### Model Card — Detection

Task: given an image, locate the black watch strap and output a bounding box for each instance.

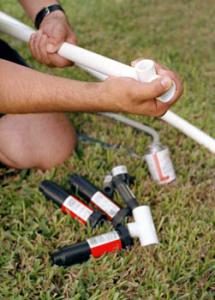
[34,4,65,29]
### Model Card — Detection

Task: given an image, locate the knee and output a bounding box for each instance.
[0,113,77,171]
[36,118,77,171]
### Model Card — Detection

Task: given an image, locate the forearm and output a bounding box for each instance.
[19,0,60,21]
[0,60,108,114]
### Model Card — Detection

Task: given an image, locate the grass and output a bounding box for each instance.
[0,0,215,299]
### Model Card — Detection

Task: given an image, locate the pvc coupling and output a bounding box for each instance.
[135,59,176,103]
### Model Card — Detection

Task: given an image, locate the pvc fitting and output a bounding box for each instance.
[103,174,114,198]
[135,59,176,103]
[112,165,128,177]
[127,206,159,246]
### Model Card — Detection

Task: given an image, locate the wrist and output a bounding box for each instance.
[34,4,65,29]
[73,81,112,112]
[97,81,117,112]
[40,9,66,26]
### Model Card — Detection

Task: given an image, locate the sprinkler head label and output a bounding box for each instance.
[145,146,176,184]
[87,231,122,257]
[91,191,120,219]
[61,195,93,224]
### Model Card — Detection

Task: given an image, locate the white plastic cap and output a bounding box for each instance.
[127,206,159,246]
[111,165,128,177]
[135,59,176,103]
[103,174,113,185]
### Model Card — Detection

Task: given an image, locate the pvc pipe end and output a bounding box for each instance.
[157,81,176,103]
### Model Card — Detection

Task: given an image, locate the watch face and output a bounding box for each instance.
[45,8,50,14]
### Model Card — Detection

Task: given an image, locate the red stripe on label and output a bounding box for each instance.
[91,239,122,257]
[153,153,169,182]
[61,204,87,225]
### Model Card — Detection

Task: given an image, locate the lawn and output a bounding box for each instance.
[0,0,214,299]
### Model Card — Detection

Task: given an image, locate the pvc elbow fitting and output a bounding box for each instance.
[127,206,159,246]
[135,59,176,103]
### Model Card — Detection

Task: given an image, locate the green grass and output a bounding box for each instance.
[0,0,215,299]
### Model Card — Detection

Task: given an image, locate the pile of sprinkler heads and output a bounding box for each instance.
[39,165,159,267]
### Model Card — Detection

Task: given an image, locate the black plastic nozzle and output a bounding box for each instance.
[39,180,68,206]
[51,241,91,267]
[69,174,97,201]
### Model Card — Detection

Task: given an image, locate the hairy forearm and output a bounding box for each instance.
[0,59,108,114]
[19,0,60,20]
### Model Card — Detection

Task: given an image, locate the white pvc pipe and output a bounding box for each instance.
[0,11,174,102]
[0,11,137,77]
[161,111,215,154]
[76,66,215,154]
[0,11,34,42]
[0,11,215,154]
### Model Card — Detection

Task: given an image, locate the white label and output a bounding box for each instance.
[87,231,120,248]
[145,148,176,184]
[63,196,93,221]
[91,191,120,218]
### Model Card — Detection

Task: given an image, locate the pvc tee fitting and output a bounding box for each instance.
[135,59,176,103]
[127,206,159,246]
[39,180,104,228]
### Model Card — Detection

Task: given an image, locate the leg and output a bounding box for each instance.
[0,113,76,170]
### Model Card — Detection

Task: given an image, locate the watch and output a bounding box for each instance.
[34,4,65,29]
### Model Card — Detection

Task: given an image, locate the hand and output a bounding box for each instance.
[29,11,77,67]
[100,61,183,116]
[155,62,183,105]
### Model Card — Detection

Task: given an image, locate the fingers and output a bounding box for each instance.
[135,76,173,100]
[29,28,75,67]
[132,77,174,116]
[45,25,73,67]
[29,31,42,63]
[156,63,183,103]
[29,31,51,66]
[131,58,183,106]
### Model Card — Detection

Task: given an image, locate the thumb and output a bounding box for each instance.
[46,43,60,53]
[46,26,66,54]
[139,76,173,100]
